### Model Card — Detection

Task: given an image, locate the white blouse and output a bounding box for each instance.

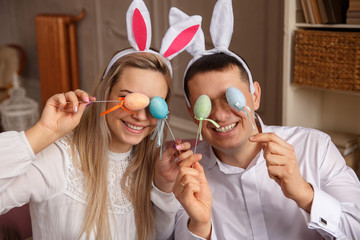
[175,120,360,240]
[0,131,179,240]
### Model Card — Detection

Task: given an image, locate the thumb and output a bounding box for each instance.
[193,161,206,182]
[75,103,88,119]
[161,143,177,160]
[179,154,202,168]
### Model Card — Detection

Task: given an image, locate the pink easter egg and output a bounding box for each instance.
[124,93,150,111]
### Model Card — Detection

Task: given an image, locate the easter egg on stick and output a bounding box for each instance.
[149,96,168,119]
[194,95,211,120]
[226,87,246,111]
[124,92,150,111]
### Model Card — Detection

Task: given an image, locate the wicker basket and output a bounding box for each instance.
[293,29,360,92]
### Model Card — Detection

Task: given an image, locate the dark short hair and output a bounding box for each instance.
[184,52,250,102]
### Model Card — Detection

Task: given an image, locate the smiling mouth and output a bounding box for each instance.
[214,123,237,133]
[123,121,145,131]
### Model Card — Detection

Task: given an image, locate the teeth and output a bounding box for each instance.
[125,122,144,130]
[215,123,236,133]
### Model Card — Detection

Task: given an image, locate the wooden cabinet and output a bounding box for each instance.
[282,0,360,135]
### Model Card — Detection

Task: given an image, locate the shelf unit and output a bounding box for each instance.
[282,0,360,134]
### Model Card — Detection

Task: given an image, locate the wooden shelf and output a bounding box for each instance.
[282,0,360,135]
[290,83,360,96]
[296,23,360,29]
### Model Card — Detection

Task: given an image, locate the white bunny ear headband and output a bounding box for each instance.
[183,0,255,107]
[103,0,202,79]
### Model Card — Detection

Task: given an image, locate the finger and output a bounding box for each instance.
[74,89,90,103]
[162,144,178,159]
[179,154,202,168]
[175,141,191,152]
[176,166,201,183]
[64,91,79,112]
[48,92,67,110]
[266,164,281,182]
[267,170,281,185]
[266,142,296,160]
[183,181,201,195]
[77,100,89,116]
[265,155,291,169]
[177,149,194,162]
[174,176,201,199]
[249,133,293,151]
[267,164,293,181]
[174,166,200,192]
[181,175,201,192]
[192,162,205,176]
[173,171,199,196]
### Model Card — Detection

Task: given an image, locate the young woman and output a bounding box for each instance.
[0,51,194,240]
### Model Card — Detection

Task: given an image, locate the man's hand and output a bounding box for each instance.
[173,154,212,239]
[249,132,314,213]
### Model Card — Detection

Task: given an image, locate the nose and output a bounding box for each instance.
[210,99,231,123]
[132,108,148,121]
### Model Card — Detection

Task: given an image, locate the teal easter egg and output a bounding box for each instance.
[226,87,246,111]
[194,95,211,119]
[149,96,168,119]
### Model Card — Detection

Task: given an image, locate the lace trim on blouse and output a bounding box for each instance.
[57,134,134,214]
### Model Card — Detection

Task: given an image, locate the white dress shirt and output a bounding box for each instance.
[175,119,360,240]
[0,131,178,240]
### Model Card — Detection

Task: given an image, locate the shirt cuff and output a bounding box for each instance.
[20,131,36,159]
[151,182,180,213]
[306,185,341,236]
[185,218,216,240]
[186,229,207,240]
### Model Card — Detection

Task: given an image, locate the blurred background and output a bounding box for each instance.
[0,0,284,139]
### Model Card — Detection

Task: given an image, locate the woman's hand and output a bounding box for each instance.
[154,139,193,193]
[25,90,95,154]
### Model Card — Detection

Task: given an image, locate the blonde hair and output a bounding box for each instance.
[71,52,171,240]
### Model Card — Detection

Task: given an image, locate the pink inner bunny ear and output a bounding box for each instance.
[133,8,147,51]
[163,25,200,58]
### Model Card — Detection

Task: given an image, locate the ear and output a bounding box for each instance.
[252,81,261,111]
[126,0,152,51]
[160,8,202,60]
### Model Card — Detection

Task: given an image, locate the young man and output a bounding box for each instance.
[173,52,360,240]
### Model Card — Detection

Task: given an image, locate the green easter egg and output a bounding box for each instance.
[194,95,211,119]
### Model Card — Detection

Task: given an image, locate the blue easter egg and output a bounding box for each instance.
[194,95,211,119]
[149,96,168,119]
[226,87,246,111]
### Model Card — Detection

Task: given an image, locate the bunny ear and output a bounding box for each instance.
[168,8,205,57]
[126,0,151,51]
[210,0,234,49]
[185,26,205,57]
[160,7,202,60]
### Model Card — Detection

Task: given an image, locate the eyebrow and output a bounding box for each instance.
[119,89,133,94]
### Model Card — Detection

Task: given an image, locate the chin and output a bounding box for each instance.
[213,140,241,151]
[125,134,148,146]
